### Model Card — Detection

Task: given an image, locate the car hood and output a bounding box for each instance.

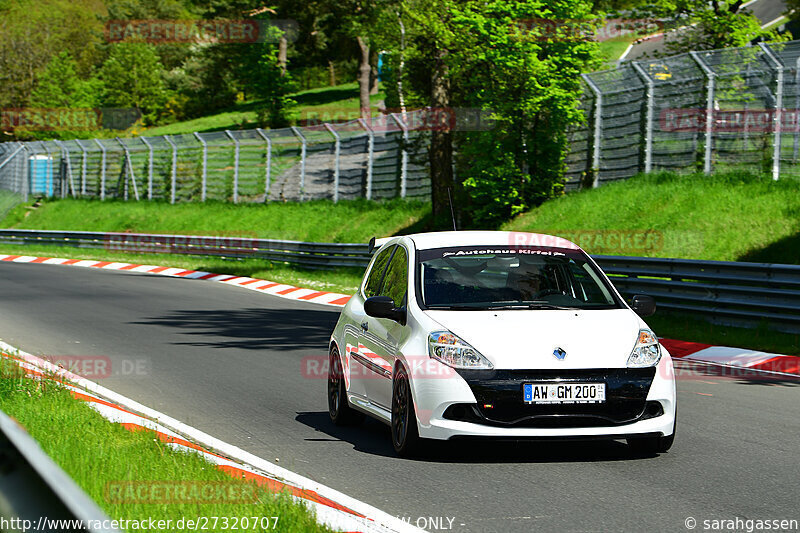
[423,308,641,370]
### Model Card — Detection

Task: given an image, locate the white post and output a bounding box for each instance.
[390,113,409,197]
[358,118,374,200]
[93,139,106,200]
[224,130,240,203]
[291,126,307,200]
[116,137,139,201]
[194,132,208,201]
[324,123,341,202]
[163,135,178,204]
[760,43,784,181]
[53,140,76,198]
[256,128,272,202]
[690,51,715,175]
[140,137,154,200]
[75,139,88,196]
[631,62,655,174]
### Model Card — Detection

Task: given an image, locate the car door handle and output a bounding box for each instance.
[360,321,369,332]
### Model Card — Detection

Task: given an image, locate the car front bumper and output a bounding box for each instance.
[411,353,676,441]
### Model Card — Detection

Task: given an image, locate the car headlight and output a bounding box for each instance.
[627,329,662,367]
[428,331,493,370]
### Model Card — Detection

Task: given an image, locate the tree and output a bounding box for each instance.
[31,52,103,109]
[396,0,601,228]
[642,0,785,55]
[100,41,170,124]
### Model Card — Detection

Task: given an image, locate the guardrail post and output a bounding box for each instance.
[390,113,409,198]
[256,128,272,202]
[291,126,307,200]
[163,135,178,204]
[75,139,88,196]
[115,137,140,201]
[324,123,341,202]
[760,43,784,181]
[193,132,208,201]
[93,139,106,200]
[140,137,154,200]
[224,130,240,203]
[631,62,655,174]
[690,51,715,175]
[581,73,603,187]
[357,118,374,200]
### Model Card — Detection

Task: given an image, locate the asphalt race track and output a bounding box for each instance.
[1,262,798,532]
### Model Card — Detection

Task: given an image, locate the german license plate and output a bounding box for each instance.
[523,383,606,404]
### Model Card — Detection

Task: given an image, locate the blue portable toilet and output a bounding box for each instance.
[29,154,54,196]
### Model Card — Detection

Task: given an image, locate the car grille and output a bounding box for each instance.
[447,368,658,428]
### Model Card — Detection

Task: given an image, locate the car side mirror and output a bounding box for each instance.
[364,296,406,325]
[630,294,656,318]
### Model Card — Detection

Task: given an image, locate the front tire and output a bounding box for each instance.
[328,347,364,426]
[391,365,422,456]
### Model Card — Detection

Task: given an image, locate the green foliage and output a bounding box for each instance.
[30,52,104,108]
[100,41,171,124]
[396,0,601,228]
[640,0,788,55]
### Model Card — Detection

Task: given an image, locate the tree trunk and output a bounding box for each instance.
[357,36,371,119]
[430,47,455,228]
[278,35,288,76]
[328,60,336,86]
[370,49,379,95]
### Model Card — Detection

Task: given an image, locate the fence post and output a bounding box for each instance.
[581,73,603,187]
[224,130,240,203]
[390,113,409,197]
[690,51,715,175]
[115,137,139,201]
[760,43,784,181]
[255,128,272,202]
[140,137,154,200]
[163,135,177,204]
[21,144,29,202]
[631,62,655,174]
[357,118,374,200]
[93,139,106,200]
[290,126,307,200]
[76,139,88,196]
[53,140,76,198]
[324,123,341,202]
[794,57,800,163]
[193,132,208,201]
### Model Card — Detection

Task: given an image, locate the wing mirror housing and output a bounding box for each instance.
[364,296,406,325]
[630,294,656,318]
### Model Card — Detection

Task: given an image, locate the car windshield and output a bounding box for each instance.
[417,246,622,310]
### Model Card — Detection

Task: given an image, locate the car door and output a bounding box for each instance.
[360,245,409,410]
[346,245,394,403]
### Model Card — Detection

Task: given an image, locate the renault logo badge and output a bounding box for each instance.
[553,347,567,360]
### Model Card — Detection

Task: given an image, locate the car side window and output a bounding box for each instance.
[363,245,395,298]
[380,246,408,306]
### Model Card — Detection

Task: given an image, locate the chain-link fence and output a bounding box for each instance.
[0,112,431,204]
[566,39,800,189]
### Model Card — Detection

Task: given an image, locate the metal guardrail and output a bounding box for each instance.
[0,408,120,533]
[1,229,799,333]
[0,229,372,269]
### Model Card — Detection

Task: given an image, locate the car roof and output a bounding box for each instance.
[397,231,582,251]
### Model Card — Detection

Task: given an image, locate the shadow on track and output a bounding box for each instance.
[131,307,338,350]
[295,411,662,463]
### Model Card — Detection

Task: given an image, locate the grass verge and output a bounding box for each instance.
[1,198,428,244]
[503,170,800,264]
[143,83,386,136]
[0,244,364,294]
[0,356,331,532]
[647,311,800,357]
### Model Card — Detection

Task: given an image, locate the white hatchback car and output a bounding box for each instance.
[328,231,676,456]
